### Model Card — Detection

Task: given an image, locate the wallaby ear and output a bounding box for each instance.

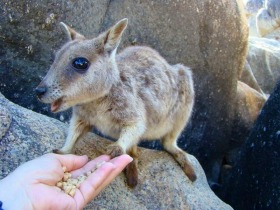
[60,22,85,41]
[103,18,128,53]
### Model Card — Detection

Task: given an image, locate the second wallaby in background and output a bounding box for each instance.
[35,18,196,187]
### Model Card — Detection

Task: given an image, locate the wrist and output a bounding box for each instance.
[0,175,33,210]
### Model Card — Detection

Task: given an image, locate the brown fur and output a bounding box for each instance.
[36,19,196,186]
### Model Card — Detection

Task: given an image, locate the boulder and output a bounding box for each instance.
[0,0,109,122]
[229,81,266,149]
[220,80,266,180]
[256,0,280,38]
[264,27,280,40]
[244,0,280,39]
[221,80,280,210]
[243,0,264,37]
[0,0,248,184]
[246,37,280,94]
[244,0,264,14]
[0,93,233,210]
[240,60,264,94]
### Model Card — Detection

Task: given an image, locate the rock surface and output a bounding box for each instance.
[240,60,264,94]
[256,0,280,38]
[0,93,233,210]
[236,81,266,129]
[230,81,266,149]
[221,81,280,209]
[244,0,264,37]
[0,103,11,140]
[244,0,280,39]
[0,0,249,184]
[246,37,280,94]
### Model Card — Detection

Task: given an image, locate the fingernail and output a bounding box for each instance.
[127,155,133,162]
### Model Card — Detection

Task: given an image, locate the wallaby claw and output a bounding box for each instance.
[53,149,70,155]
[106,144,124,158]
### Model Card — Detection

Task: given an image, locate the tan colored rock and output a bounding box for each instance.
[0,93,232,209]
[236,81,266,129]
[228,80,266,154]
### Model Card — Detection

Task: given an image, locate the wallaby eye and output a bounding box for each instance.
[72,57,90,71]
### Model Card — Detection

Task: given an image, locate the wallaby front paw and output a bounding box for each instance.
[106,144,124,158]
[53,149,71,155]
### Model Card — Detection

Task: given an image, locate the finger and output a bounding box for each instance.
[71,155,111,178]
[109,154,133,167]
[54,154,89,171]
[75,162,116,208]
[91,154,133,197]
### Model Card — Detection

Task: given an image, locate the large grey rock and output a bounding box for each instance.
[0,0,248,183]
[247,37,280,93]
[244,0,264,14]
[0,93,233,210]
[264,27,280,40]
[0,0,109,121]
[243,0,264,37]
[0,98,12,140]
[243,0,280,39]
[256,0,280,38]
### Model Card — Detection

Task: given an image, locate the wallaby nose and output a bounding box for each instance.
[35,86,47,98]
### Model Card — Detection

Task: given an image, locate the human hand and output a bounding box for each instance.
[0,153,132,210]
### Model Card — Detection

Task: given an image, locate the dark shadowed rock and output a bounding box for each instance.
[0,0,248,184]
[0,93,233,210]
[0,0,109,121]
[221,81,280,209]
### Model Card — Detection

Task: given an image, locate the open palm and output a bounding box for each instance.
[0,153,132,210]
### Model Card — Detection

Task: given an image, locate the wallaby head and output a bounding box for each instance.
[35,19,128,112]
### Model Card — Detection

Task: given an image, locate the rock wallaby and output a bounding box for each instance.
[35,18,196,187]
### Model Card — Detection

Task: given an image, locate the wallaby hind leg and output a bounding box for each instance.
[161,131,197,182]
[125,145,139,188]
